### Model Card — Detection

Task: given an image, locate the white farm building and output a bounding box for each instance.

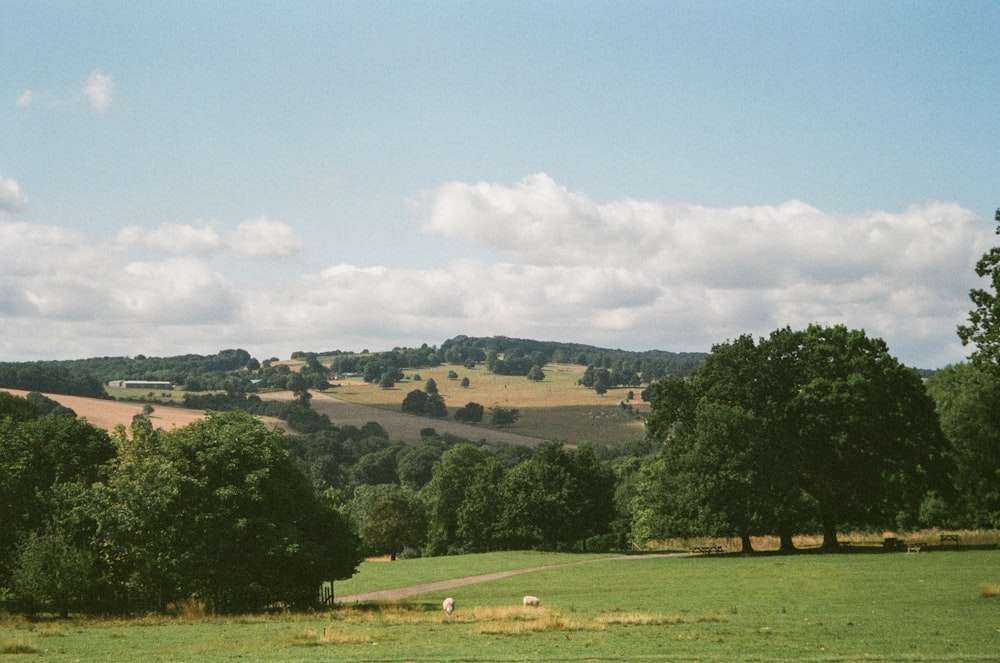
[107,380,173,390]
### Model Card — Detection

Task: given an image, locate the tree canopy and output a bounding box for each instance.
[638,324,950,550]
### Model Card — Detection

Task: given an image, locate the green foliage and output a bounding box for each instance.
[90,411,361,614]
[489,406,519,427]
[958,208,1000,367]
[453,401,484,423]
[11,530,95,617]
[400,388,446,418]
[0,410,115,586]
[350,484,427,560]
[638,325,950,549]
[925,362,1000,527]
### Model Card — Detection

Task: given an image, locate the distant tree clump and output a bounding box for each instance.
[454,402,485,424]
[489,406,520,427]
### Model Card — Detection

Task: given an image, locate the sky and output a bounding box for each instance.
[1,1,998,368]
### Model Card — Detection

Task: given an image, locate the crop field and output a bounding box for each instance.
[3,548,998,662]
[325,362,648,446]
[0,388,213,432]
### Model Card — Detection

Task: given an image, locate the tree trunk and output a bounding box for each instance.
[740,533,754,554]
[821,520,839,551]
[778,532,796,553]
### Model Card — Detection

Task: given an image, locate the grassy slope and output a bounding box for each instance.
[4,550,998,662]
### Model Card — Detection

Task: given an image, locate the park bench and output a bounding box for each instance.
[939,534,959,545]
[906,542,925,553]
[688,545,725,555]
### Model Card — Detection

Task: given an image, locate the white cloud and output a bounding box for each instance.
[226,216,302,258]
[116,222,222,254]
[81,70,115,113]
[0,175,992,367]
[0,176,29,213]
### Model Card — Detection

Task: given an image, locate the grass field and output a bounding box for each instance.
[3,549,998,661]
[327,362,648,445]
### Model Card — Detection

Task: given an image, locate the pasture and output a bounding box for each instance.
[327,362,648,445]
[3,549,998,661]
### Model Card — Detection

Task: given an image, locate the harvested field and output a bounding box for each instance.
[0,389,282,433]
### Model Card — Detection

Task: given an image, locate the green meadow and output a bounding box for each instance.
[3,549,998,661]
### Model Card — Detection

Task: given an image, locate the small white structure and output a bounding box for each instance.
[522,595,540,608]
[443,597,455,615]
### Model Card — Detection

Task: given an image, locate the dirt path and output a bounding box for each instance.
[261,390,547,446]
[334,554,678,603]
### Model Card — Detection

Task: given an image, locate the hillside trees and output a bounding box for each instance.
[637,325,950,550]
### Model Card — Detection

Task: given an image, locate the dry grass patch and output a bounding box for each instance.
[286,627,372,646]
[469,606,594,634]
[979,582,1000,598]
[0,638,40,655]
[595,612,686,626]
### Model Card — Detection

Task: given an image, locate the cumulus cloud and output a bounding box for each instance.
[81,70,115,113]
[412,174,992,366]
[115,217,301,258]
[226,216,303,258]
[0,175,992,367]
[116,222,222,254]
[0,176,29,213]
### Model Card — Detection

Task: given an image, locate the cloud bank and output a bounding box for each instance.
[0,174,991,367]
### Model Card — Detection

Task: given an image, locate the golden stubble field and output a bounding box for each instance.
[320,362,649,446]
[0,389,282,433]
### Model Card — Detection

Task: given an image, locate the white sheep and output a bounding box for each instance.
[522,595,540,608]
[443,597,455,615]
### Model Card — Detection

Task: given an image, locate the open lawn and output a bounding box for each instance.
[3,549,998,661]
[325,362,648,446]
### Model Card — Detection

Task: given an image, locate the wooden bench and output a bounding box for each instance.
[940,534,959,545]
[688,545,725,555]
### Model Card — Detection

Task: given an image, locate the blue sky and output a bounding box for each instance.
[2,1,998,367]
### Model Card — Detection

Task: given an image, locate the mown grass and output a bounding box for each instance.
[3,549,997,661]
[333,550,617,596]
[328,362,647,445]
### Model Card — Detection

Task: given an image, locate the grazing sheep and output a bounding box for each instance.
[443,597,455,615]
[522,595,540,608]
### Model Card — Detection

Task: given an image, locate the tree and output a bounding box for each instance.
[958,208,1000,368]
[489,406,520,427]
[454,402,485,424]
[641,325,949,551]
[11,530,95,617]
[527,365,545,381]
[401,389,429,414]
[460,376,470,388]
[499,442,615,550]
[421,445,490,555]
[93,411,361,613]
[350,484,426,560]
[925,362,1000,527]
[0,409,115,588]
